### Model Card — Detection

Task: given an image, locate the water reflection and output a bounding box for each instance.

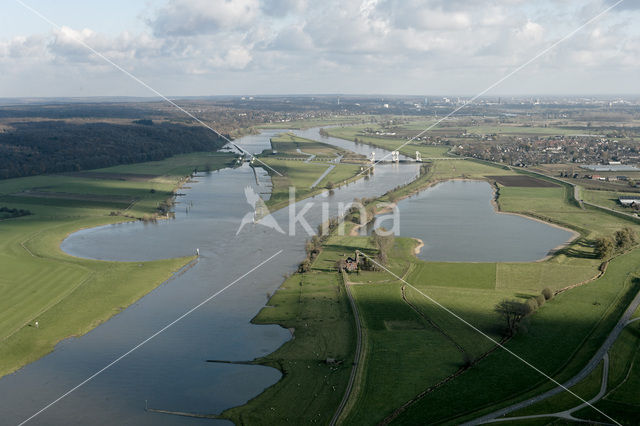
[0,128,418,425]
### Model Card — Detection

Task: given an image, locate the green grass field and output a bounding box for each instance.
[269,132,347,157]
[429,158,512,180]
[256,116,374,130]
[324,125,452,159]
[0,151,234,378]
[464,124,592,137]
[566,320,640,425]
[583,189,640,213]
[498,186,638,238]
[228,227,640,424]
[223,264,356,424]
[407,262,497,290]
[505,360,604,417]
[502,316,639,424]
[394,248,640,425]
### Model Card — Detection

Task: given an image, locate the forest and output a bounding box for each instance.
[0,121,227,179]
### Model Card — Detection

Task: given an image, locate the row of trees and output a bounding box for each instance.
[371,229,395,265]
[495,287,554,336]
[0,206,32,219]
[299,219,341,273]
[343,197,375,225]
[594,227,637,259]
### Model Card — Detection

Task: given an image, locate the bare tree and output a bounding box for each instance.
[495,299,532,336]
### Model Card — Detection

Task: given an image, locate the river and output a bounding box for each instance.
[0,128,573,424]
[0,128,419,425]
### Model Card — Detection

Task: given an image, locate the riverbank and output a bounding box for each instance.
[413,237,424,255]
[449,180,579,257]
[489,182,581,262]
[0,152,232,379]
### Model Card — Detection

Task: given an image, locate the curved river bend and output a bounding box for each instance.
[0,128,572,425]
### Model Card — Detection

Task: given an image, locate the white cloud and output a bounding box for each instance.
[515,21,544,44]
[0,34,48,59]
[151,0,260,36]
[261,0,307,16]
[0,0,639,96]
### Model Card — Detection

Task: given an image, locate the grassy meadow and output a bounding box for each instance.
[223,249,357,425]
[324,125,452,159]
[0,152,234,378]
[582,189,640,213]
[269,132,347,157]
[255,115,373,130]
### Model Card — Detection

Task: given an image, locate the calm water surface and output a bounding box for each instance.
[373,180,574,262]
[0,128,418,425]
[0,129,573,424]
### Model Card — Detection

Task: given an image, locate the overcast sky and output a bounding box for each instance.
[0,0,638,97]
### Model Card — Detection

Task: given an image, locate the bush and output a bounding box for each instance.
[594,236,615,259]
[526,298,539,313]
[298,259,311,273]
[614,227,637,251]
[542,287,553,300]
[0,206,32,218]
[535,294,546,307]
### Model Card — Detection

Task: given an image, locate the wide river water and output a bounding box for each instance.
[0,128,572,425]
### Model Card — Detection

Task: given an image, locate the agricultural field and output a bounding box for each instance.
[394,247,640,425]
[500,308,640,424]
[0,151,235,378]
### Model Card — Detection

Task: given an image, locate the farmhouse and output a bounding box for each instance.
[345,256,359,272]
[618,196,640,206]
